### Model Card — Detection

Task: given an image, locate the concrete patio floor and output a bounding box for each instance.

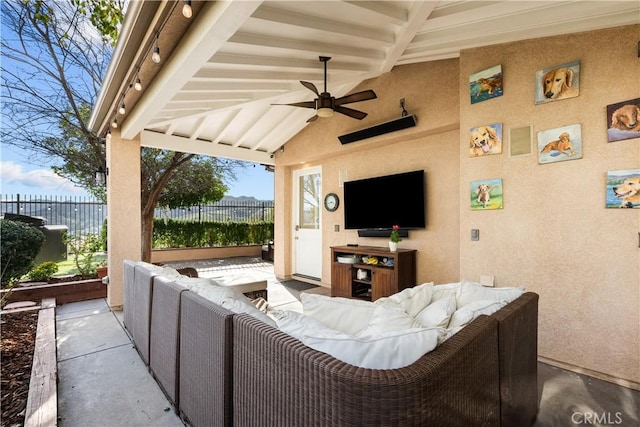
[54,257,639,426]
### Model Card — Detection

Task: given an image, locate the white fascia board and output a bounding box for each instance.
[122,1,262,140]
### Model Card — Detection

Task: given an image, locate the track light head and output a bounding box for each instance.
[182,0,192,18]
[152,45,161,63]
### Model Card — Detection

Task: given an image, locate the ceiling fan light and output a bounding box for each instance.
[317,107,334,118]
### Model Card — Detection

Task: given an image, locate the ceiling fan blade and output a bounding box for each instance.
[271,101,316,109]
[307,115,318,123]
[335,90,377,106]
[334,105,368,120]
[300,81,319,96]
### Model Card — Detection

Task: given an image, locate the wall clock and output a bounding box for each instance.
[324,193,339,212]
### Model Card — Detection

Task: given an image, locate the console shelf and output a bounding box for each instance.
[330,245,417,301]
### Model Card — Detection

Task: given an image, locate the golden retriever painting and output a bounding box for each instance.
[535,61,580,104]
[607,170,640,208]
[470,65,503,104]
[607,98,640,142]
[537,124,582,164]
[540,132,575,156]
[469,123,502,157]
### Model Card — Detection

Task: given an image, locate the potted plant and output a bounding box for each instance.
[389,225,402,252]
[96,260,108,279]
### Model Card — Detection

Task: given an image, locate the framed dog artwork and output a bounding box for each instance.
[537,124,582,164]
[606,98,640,142]
[606,169,640,209]
[469,123,503,157]
[535,60,580,105]
[469,65,503,104]
[470,178,503,210]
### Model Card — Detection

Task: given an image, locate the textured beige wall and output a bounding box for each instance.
[275,58,462,286]
[275,25,640,384]
[106,131,142,309]
[459,25,640,384]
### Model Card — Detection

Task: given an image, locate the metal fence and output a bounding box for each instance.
[0,194,274,242]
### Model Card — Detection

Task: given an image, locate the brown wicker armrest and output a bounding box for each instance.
[491,292,539,426]
[233,313,500,427]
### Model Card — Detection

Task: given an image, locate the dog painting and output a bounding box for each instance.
[537,124,582,164]
[469,123,503,157]
[470,65,503,104]
[470,178,503,210]
[535,60,580,104]
[607,98,640,142]
[607,169,640,208]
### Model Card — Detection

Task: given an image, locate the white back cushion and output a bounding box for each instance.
[413,294,457,328]
[375,282,434,317]
[448,299,507,329]
[456,281,524,308]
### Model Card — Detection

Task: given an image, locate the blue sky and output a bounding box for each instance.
[0,2,274,202]
[0,144,275,200]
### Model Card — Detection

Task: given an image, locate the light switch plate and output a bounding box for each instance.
[471,229,479,241]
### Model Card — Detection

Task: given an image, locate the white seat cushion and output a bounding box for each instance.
[301,293,376,335]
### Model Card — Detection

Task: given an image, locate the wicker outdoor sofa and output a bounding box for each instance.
[123,260,539,427]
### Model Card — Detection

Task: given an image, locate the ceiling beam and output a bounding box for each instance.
[122,1,262,140]
[140,130,273,165]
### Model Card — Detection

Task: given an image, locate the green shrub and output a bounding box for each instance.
[1,219,46,287]
[152,219,274,248]
[28,261,59,281]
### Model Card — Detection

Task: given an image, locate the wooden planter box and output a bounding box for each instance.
[1,279,106,307]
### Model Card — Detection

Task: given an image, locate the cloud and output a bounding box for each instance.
[0,161,85,194]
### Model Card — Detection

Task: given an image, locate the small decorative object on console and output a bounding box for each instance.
[389,225,402,251]
[337,255,359,264]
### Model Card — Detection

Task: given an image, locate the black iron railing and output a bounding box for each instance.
[1,194,274,242]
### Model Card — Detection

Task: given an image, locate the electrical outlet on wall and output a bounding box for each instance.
[480,275,494,287]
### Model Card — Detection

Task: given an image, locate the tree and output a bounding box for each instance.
[1,0,245,261]
[141,149,234,261]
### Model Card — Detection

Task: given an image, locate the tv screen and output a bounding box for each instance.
[343,170,426,230]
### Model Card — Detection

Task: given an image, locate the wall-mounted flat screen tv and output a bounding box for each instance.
[343,170,426,230]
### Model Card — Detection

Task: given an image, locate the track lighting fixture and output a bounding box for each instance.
[134,77,142,91]
[152,36,161,63]
[118,102,126,115]
[182,0,192,18]
[152,45,161,63]
[106,130,112,143]
[111,117,118,128]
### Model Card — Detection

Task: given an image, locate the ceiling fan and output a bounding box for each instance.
[273,56,377,123]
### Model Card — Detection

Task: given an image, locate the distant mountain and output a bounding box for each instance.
[221,195,272,203]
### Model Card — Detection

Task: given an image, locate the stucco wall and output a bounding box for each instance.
[276,58,462,286]
[459,25,640,384]
[275,25,639,385]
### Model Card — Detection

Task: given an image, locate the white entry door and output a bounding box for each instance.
[292,167,322,280]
